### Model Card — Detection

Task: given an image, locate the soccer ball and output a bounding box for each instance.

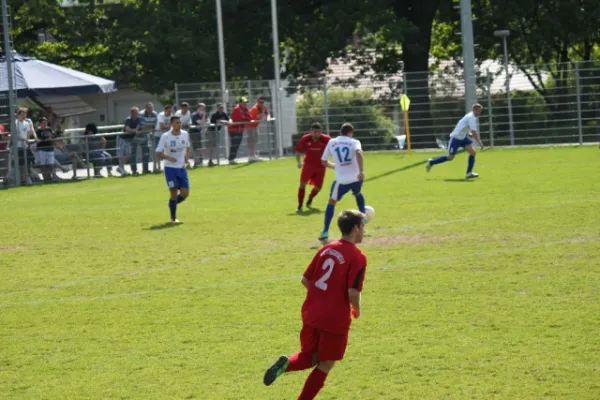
[364,205,375,221]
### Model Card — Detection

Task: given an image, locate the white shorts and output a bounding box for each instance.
[117,137,132,157]
[37,150,55,165]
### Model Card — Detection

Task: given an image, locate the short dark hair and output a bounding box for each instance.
[170,115,181,122]
[39,116,48,122]
[340,123,354,136]
[311,122,322,130]
[85,122,98,134]
[337,210,365,236]
[216,103,224,108]
[164,104,172,109]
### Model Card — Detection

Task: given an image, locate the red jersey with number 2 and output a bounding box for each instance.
[296,133,331,168]
[301,239,367,335]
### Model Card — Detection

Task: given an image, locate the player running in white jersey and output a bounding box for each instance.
[426,103,485,179]
[318,123,366,242]
[155,115,191,223]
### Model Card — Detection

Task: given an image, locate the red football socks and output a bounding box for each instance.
[298,368,327,400]
[308,188,319,201]
[298,188,306,208]
[286,352,313,372]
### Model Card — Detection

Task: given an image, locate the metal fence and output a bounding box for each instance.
[175,60,600,152]
[0,120,276,188]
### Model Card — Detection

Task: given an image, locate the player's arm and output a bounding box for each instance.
[155,135,176,162]
[295,137,305,168]
[320,142,335,169]
[348,256,367,319]
[356,146,365,181]
[184,134,191,166]
[471,129,484,149]
[348,288,361,318]
[301,276,310,289]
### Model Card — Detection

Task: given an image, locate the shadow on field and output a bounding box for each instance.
[443,178,476,183]
[365,159,429,183]
[144,222,183,231]
[287,207,323,217]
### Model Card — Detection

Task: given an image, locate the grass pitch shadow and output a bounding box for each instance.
[144,222,183,231]
[287,207,323,217]
[443,178,476,183]
[366,159,429,183]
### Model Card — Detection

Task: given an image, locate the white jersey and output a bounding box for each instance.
[175,110,192,126]
[155,130,190,168]
[321,135,362,184]
[155,112,172,135]
[15,118,33,148]
[450,111,478,140]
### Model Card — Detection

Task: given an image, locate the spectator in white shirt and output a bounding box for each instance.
[175,102,192,130]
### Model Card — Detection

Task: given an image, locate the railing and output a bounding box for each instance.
[0,119,277,188]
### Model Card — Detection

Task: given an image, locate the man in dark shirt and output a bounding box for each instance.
[36,117,57,181]
[208,103,229,167]
[190,102,209,168]
[118,107,141,176]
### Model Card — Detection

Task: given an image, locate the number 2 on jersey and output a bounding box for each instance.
[315,258,335,291]
[334,146,351,163]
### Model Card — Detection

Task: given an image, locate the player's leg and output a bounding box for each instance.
[164,167,180,222]
[298,167,311,212]
[464,141,478,179]
[297,330,347,400]
[306,170,325,208]
[350,181,366,213]
[263,326,318,386]
[427,138,456,172]
[175,168,190,205]
[320,181,344,241]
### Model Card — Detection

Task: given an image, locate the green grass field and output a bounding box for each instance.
[1,147,599,399]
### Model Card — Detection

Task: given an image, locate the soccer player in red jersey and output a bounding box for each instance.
[263,209,368,400]
[295,122,332,212]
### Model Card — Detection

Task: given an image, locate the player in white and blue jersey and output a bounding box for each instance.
[155,115,191,223]
[426,103,485,179]
[318,123,366,242]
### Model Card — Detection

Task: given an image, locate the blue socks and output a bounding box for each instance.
[177,194,186,204]
[355,193,366,213]
[323,203,335,233]
[168,199,177,219]
[467,155,475,174]
[429,155,448,165]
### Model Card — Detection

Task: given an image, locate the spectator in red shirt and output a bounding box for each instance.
[295,122,332,212]
[246,96,270,161]
[263,209,368,400]
[228,96,250,164]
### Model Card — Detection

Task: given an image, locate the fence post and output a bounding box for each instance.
[574,63,583,145]
[323,78,330,135]
[85,135,91,179]
[174,83,180,109]
[486,69,494,147]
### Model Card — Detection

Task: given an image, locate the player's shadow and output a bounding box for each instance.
[365,159,429,183]
[287,208,323,217]
[144,222,183,231]
[443,178,476,183]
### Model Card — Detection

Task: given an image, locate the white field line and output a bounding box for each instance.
[0,236,595,309]
[0,199,597,298]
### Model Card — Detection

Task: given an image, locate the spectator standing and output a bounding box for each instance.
[118,107,141,176]
[36,117,57,182]
[208,103,229,167]
[228,96,250,164]
[15,108,36,184]
[154,104,173,173]
[130,104,152,175]
[0,124,8,181]
[247,96,270,161]
[190,102,209,168]
[175,102,192,130]
[84,123,113,178]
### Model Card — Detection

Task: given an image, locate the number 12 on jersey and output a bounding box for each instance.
[315,258,335,291]
[334,146,351,163]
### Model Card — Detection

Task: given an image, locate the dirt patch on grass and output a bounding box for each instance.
[0,245,28,252]
[365,234,446,246]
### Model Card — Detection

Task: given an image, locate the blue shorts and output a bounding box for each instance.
[447,137,473,155]
[329,180,363,201]
[164,167,189,189]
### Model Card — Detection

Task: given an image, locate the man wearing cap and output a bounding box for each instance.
[228,96,250,164]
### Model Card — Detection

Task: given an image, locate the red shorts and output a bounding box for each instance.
[300,325,348,361]
[300,165,326,188]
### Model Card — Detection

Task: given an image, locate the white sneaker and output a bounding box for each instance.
[466,172,479,179]
[426,159,432,173]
